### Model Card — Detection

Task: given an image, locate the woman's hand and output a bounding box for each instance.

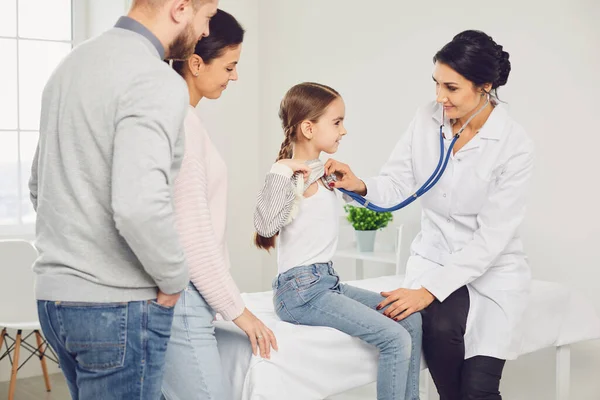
[276,159,311,181]
[377,287,436,321]
[233,308,278,359]
[324,159,366,194]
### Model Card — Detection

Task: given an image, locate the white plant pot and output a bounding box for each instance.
[355,230,377,252]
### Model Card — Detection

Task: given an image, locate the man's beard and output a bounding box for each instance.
[168,22,197,61]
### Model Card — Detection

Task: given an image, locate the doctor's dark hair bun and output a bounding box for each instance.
[434,30,511,95]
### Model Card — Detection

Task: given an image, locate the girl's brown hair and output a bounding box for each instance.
[254,82,340,251]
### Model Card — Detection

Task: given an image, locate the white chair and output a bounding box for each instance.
[0,240,57,400]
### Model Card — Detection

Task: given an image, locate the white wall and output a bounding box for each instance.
[84,0,129,39]
[196,0,264,292]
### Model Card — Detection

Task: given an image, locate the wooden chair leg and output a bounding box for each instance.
[0,328,5,352]
[8,330,22,400]
[35,330,52,392]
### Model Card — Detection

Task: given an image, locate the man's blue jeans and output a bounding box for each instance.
[38,299,174,400]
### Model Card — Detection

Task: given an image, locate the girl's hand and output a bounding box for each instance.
[276,159,311,181]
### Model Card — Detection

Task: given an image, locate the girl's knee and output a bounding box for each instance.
[378,323,412,353]
[403,311,422,330]
[396,312,423,342]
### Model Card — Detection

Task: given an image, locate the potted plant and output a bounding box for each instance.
[343,205,393,252]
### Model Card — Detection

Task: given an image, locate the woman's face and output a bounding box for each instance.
[432,61,490,120]
[193,44,242,99]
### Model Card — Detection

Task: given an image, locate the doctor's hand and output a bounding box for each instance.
[324,159,367,195]
[377,287,436,321]
[233,308,278,359]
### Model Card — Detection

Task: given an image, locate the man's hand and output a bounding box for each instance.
[156,290,181,308]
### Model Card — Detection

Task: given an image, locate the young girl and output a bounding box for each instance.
[253,82,422,400]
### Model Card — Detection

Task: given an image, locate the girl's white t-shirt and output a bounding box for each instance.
[277,183,340,274]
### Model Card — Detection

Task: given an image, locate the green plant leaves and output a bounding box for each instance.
[343,205,393,231]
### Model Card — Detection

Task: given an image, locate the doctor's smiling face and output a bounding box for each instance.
[432,30,511,121]
[433,61,491,121]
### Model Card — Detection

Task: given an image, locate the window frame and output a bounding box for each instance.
[0,0,82,238]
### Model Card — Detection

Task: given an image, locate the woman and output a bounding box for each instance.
[161,9,277,400]
[326,30,534,400]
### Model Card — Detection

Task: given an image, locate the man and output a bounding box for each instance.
[29,0,218,398]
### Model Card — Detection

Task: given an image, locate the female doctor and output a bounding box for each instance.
[326,30,534,400]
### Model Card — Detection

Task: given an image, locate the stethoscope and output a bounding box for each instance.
[324,94,491,213]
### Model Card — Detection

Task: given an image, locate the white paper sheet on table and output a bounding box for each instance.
[215,275,600,400]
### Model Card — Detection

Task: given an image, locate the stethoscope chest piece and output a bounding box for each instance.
[321,173,337,190]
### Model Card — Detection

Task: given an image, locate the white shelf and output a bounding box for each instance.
[334,248,396,265]
[333,225,404,279]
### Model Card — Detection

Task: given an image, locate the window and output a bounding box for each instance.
[0,0,73,232]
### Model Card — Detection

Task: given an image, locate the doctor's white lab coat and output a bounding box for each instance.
[363,101,534,360]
